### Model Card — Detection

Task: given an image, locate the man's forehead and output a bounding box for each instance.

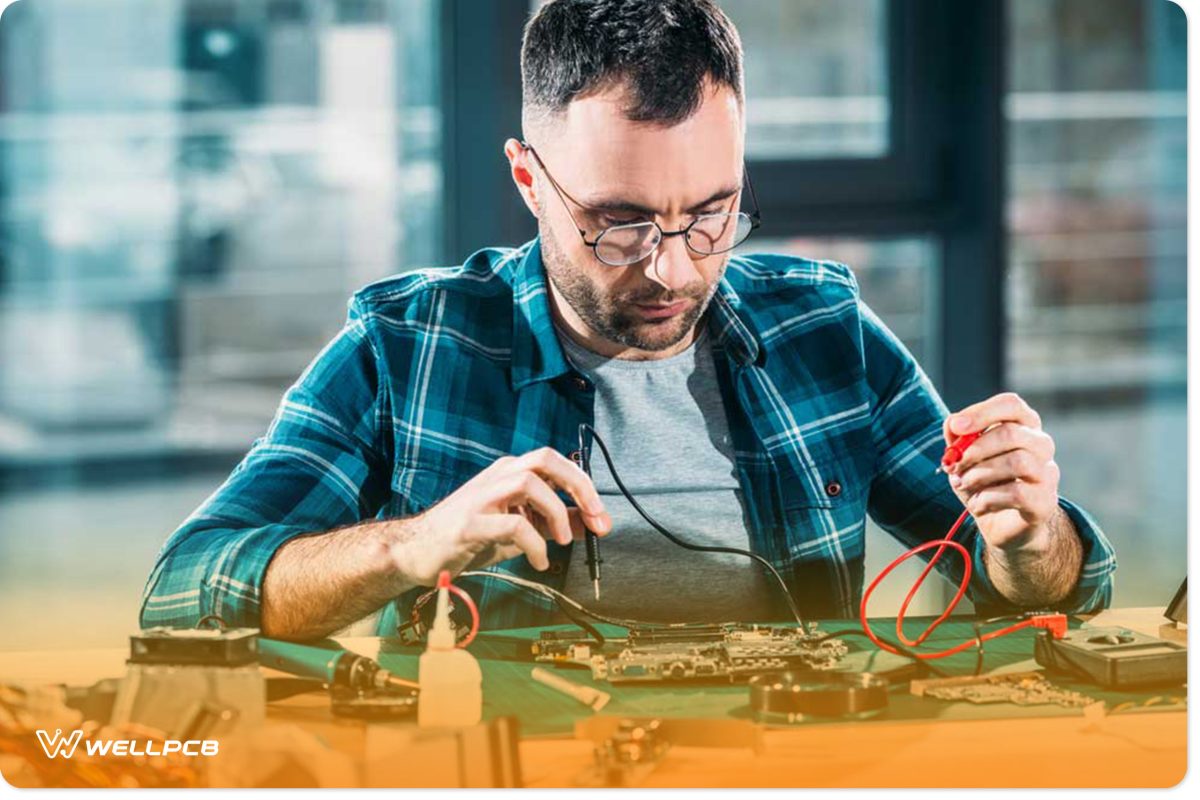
[540,83,744,212]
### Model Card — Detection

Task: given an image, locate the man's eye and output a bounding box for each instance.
[601,216,643,227]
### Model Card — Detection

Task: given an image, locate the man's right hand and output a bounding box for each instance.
[390,447,612,586]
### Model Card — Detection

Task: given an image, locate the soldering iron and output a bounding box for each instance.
[257,637,418,694]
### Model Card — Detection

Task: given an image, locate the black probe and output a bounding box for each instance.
[577,423,604,600]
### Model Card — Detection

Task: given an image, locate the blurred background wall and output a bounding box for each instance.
[0,0,1185,650]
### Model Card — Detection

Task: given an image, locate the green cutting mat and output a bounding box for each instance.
[366,619,1185,737]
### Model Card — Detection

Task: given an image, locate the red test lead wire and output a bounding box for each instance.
[435,570,482,648]
[859,429,1067,661]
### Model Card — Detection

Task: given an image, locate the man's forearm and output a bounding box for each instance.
[982,506,1083,608]
[260,517,421,640]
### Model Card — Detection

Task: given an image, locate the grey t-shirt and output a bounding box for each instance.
[557,325,777,623]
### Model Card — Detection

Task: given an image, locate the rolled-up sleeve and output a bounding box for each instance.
[964,496,1117,614]
[859,296,1117,615]
[139,296,391,628]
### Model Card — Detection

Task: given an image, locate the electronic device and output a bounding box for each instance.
[531,623,848,684]
[1034,626,1187,688]
[110,626,265,736]
[911,671,1095,708]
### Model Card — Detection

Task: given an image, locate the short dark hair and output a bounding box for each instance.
[521,0,744,129]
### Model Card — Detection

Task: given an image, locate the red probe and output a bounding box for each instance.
[934,429,984,474]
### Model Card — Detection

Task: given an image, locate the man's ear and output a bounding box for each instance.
[503,138,540,217]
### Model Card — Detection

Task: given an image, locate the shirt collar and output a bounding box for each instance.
[510,238,573,390]
[508,239,763,390]
[707,271,764,368]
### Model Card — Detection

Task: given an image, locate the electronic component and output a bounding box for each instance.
[913,671,1095,708]
[575,719,670,788]
[532,623,848,684]
[749,671,889,723]
[1034,627,1187,688]
[110,626,265,737]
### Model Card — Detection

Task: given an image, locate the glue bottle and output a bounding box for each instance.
[417,570,482,728]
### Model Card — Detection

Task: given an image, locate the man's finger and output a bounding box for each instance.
[567,508,592,540]
[965,481,1050,524]
[498,471,575,545]
[465,513,550,571]
[510,446,611,531]
[952,422,1054,473]
[948,391,1042,437]
[953,449,1048,495]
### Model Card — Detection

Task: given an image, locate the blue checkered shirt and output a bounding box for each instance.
[140,238,1117,633]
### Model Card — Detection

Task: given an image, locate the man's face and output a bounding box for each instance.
[522,82,745,354]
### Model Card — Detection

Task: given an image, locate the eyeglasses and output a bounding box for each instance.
[522,142,762,267]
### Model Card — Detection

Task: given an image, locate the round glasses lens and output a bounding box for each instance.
[686,212,754,255]
[594,222,661,266]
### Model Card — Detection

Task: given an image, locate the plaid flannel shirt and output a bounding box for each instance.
[140,238,1116,633]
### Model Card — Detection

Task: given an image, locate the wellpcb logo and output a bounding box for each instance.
[35,729,219,759]
[35,729,84,759]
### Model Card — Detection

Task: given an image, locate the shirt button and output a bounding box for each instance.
[825,481,842,498]
[572,376,591,392]
[549,562,564,575]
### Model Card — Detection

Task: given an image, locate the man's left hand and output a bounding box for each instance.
[943,392,1061,550]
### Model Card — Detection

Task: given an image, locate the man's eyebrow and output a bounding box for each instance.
[582,185,741,217]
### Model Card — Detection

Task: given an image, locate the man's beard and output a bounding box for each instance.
[539,218,724,352]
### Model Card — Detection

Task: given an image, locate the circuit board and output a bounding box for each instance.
[915,672,1096,708]
[531,624,848,684]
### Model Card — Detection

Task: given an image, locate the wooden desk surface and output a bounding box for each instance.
[0,613,1187,789]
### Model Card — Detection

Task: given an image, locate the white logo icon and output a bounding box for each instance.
[35,729,84,759]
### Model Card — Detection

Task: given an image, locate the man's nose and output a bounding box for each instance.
[644,232,701,293]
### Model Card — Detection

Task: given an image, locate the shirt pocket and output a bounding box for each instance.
[390,463,465,517]
[777,452,859,512]
[777,452,869,568]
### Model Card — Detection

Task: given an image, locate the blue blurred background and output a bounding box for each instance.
[0,0,1186,649]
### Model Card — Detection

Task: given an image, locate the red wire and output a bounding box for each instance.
[445,582,481,648]
[858,507,1035,659]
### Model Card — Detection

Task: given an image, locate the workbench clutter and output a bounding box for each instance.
[1,594,1189,788]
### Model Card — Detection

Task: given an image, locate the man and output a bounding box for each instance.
[141,0,1115,640]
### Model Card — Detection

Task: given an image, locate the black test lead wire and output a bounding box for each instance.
[577,422,810,634]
